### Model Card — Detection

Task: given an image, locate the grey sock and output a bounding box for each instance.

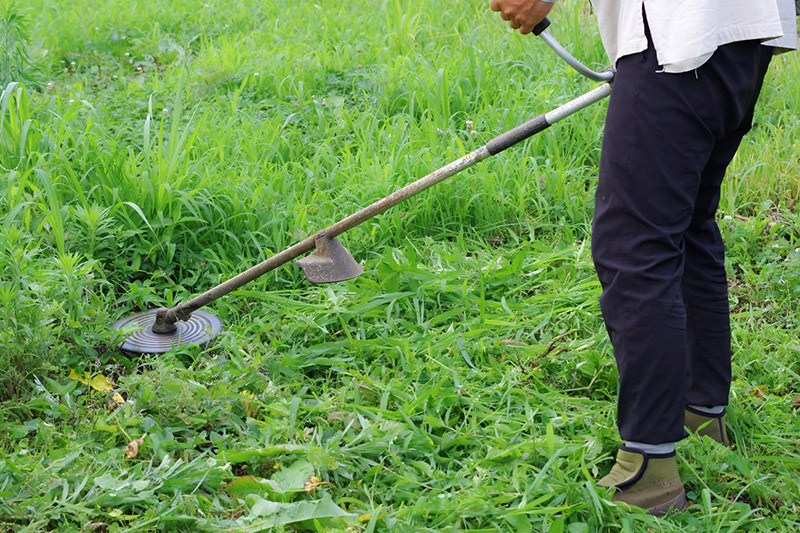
[688,404,725,415]
[625,441,675,455]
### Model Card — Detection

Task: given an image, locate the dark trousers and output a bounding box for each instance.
[591,32,773,444]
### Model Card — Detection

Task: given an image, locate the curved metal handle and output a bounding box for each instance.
[538,26,614,82]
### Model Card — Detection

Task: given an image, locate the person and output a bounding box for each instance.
[491,0,798,516]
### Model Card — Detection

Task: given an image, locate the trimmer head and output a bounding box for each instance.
[110,309,223,353]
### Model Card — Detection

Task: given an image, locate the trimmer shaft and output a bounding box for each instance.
[109,22,613,354]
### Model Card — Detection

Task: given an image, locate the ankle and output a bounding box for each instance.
[624,441,675,455]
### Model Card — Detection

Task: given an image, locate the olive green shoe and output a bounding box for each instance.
[597,446,688,516]
[685,406,730,447]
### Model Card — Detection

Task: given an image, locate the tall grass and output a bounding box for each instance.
[0,0,798,530]
[0,2,42,87]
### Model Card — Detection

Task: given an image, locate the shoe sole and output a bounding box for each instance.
[647,489,688,517]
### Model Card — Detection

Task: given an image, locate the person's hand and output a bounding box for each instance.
[490,0,555,35]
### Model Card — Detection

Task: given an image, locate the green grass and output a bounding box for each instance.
[1,0,799,531]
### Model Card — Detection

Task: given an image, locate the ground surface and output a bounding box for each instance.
[1,0,799,531]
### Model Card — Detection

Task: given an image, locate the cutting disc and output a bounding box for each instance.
[110,309,223,353]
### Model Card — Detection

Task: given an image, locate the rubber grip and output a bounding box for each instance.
[486,114,550,155]
[532,17,551,36]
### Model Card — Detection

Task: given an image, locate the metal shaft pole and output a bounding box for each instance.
[152,83,613,333]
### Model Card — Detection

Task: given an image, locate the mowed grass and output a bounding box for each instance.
[1,0,799,531]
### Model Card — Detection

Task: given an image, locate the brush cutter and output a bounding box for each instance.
[111,19,615,353]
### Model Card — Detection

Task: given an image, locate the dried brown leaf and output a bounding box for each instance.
[750,385,769,400]
[125,436,145,459]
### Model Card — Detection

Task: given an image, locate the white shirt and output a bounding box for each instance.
[589,0,799,73]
